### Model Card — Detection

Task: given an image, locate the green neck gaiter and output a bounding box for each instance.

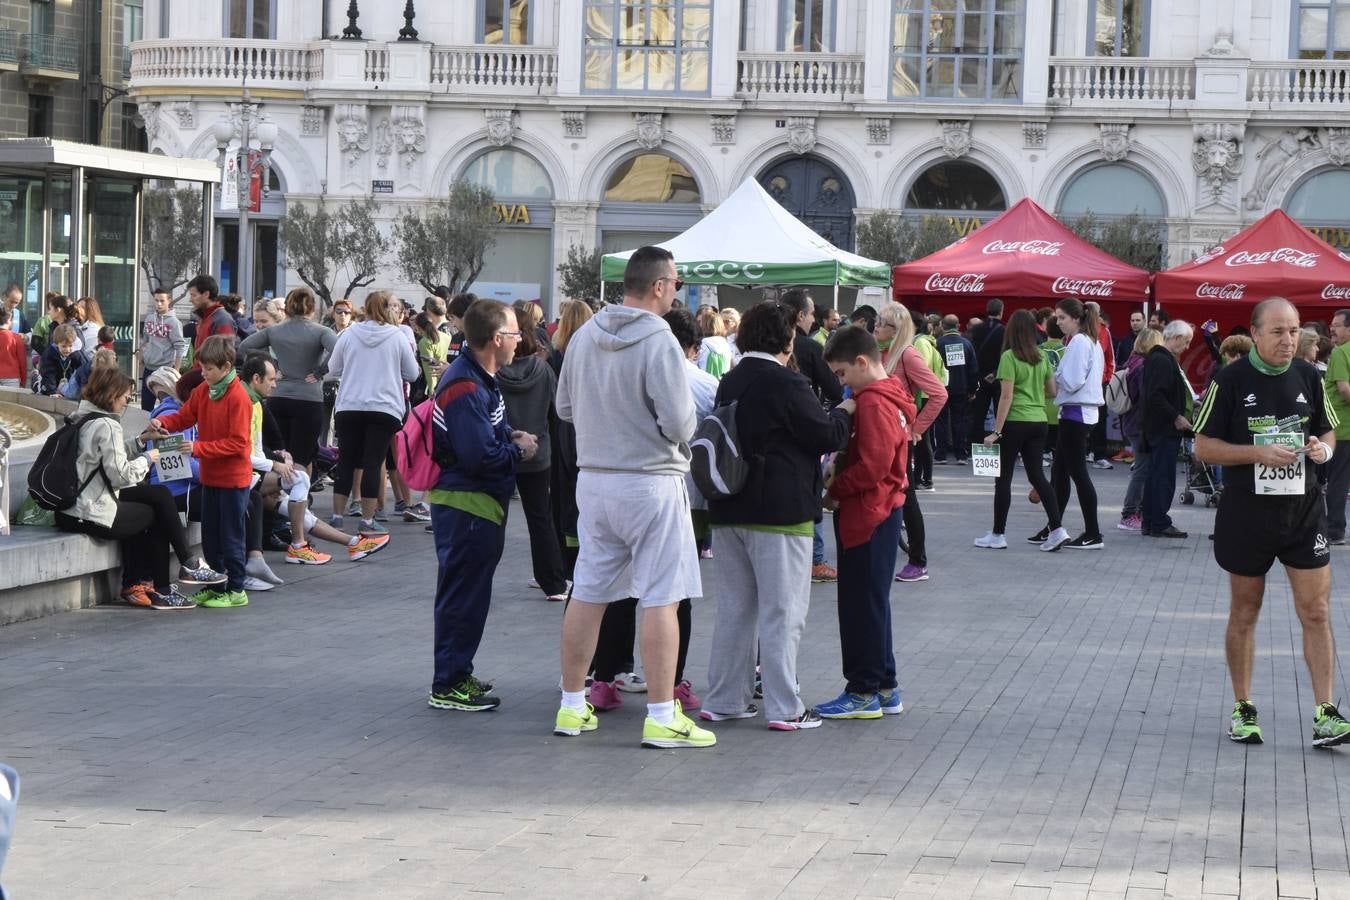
[1248,345,1290,376]
[208,368,238,400]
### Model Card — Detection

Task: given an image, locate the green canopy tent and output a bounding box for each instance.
[600,177,890,305]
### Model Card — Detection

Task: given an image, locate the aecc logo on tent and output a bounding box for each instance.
[676,262,767,280]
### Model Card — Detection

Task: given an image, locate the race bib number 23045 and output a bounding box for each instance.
[1254,433,1304,496]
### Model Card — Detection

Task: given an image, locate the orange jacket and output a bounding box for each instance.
[155,376,253,488]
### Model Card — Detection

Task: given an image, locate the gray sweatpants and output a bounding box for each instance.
[703,526,813,723]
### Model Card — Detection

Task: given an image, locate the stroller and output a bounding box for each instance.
[1179,435,1221,507]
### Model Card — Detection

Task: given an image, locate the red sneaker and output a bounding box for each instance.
[588,680,623,711]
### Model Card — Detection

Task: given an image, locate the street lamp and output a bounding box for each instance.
[212,99,277,311]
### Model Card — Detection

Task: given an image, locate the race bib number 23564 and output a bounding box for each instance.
[1254,433,1304,496]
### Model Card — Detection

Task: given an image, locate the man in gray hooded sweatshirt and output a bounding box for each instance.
[554,246,715,749]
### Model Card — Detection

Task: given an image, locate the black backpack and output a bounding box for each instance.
[27,413,114,512]
[690,400,750,501]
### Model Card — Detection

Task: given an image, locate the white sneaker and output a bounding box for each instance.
[245,557,284,585]
[615,672,647,693]
[1092,458,1114,469]
[240,575,274,592]
[974,532,1008,549]
[1040,527,1072,552]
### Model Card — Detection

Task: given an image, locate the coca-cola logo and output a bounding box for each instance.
[1224,247,1320,268]
[982,239,1063,256]
[1195,282,1246,300]
[924,273,987,293]
[1051,277,1115,298]
[1194,245,1226,265]
[1322,284,1350,301]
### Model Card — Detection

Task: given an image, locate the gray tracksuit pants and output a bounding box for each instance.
[703,527,813,723]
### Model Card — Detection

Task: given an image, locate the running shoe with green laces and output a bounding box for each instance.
[554,703,599,736]
[428,677,500,711]
[641,701,717,749]
[190,587,223,607]
[199,589,249,609]
[1313,702,1350,748]
[1229,700,1263,744]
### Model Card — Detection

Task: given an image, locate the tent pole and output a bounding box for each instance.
[600,280,605,305]
[833,283,839,310]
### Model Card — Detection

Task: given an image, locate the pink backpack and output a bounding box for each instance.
[395,398,441,492]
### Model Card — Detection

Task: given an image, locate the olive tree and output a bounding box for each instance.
[393,179,497,295]
[281,196,390,311]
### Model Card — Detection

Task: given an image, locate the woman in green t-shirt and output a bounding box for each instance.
[975,309,1070,551]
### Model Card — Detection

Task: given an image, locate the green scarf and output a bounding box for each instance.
[208,368,238,400]
[876,337,893,351]
[1248,345,1290,376]
[243,380,263,404]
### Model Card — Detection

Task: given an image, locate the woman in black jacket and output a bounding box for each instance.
[699,302,853,731]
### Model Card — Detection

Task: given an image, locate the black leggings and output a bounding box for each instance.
[913,429,933,485]
[592,598,693,686]
[902,451,926,567]
[56,483,192,591]
[1051,418,1101,537]
[267,397,325,466]
[993,421,1060,534]
[515,468,568,595]
[333,410,402,500]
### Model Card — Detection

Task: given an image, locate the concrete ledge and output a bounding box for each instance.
[1,522,203,626]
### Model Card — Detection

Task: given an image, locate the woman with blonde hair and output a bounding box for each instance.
[720,307,742,355]
[1117,327,1165,531]
[74,296,105,354]
[695,306,735,378]
[325,290,418,534]
[241,286,339,472]
[551,299,593,364]
[873,301,948,583]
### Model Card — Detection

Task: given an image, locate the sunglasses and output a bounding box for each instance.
[658,276,685,291]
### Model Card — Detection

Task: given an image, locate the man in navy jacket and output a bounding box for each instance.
[427,300,538,713]
[934,315,977,463]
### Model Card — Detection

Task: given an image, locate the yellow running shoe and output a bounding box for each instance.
[554,703,599,737]
[641,701,716,749]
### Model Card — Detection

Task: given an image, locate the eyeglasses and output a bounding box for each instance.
[498,330,522,338]
[658,276,685,291]
[334,308,352,315]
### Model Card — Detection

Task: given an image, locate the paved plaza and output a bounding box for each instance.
[4,464,1350,898]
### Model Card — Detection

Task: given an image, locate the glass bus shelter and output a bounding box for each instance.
[0,139,218,366]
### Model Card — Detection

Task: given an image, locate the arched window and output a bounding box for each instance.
[905,161,1006,212]
[461,148,553,200]
[1058,163,1165,218]
[1286,168,1350,222]
[603,153,700,203]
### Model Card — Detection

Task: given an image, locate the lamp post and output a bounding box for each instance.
[213,95,277,311]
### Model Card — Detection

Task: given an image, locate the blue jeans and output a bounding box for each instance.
[812,519,825,566]
[1121,440,1150,519]
[431,503,507,691]
[834,506,902,694]
[201,486,248,591]
[1143,435,1181,533]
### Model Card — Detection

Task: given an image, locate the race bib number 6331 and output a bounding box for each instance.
[1254,433,1304,496]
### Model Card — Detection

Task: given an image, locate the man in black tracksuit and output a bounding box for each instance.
[934,315,977,463]
[966,298,1005,447]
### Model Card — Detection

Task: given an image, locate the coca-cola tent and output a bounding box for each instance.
[892,198,1151,330]
[1154,209,1350,383]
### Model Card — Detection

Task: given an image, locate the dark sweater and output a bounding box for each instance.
[793,331,843,408]
[1142,345,1188,444]
[707,356,852,528]
[970,319,1005,381]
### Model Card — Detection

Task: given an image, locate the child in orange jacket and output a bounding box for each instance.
[815,326,916,720]
[147,335,253,608]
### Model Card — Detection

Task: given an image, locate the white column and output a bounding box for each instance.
[1022,0,1053,105]
[710,0,741,99]
[557,0,583,96]
[862,0,890,102]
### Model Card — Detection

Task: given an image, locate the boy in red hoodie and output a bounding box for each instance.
[146,335,253,608]
[816,326,916,720]
[0,306,26,388]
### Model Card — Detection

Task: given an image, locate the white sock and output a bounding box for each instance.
[347,536,360,547]
[647,700,676,725]
[561,690,587,712]
[290,542,305,550]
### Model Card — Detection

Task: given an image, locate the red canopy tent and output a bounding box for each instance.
[1153,208,1350,383]
[891,197,1151,334]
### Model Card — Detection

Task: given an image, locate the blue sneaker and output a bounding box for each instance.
[814,690,882,720]
[878,688,904,715]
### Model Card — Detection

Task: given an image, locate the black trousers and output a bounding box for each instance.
[592,598,692,686]
[267,397,325,466]
[913,429,933,486]
[968,380,997,446]
[993,421,1060,534]
[934,392,970,461]
[333,410,402,500]
[902,451,926,567]
[1051,419,1101,537]
[515,468,568,596]
[56,484,188,591]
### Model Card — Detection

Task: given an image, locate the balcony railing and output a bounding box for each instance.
[1048,57,1194,103]
[737,52,864,99]
[1250,60,1350,105]
[0,29,17,66]
[22,33,80,71]
[130,39,322,90]
[430,45,558,93]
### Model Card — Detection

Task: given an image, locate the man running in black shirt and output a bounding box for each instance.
[1195,296,1350,748]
